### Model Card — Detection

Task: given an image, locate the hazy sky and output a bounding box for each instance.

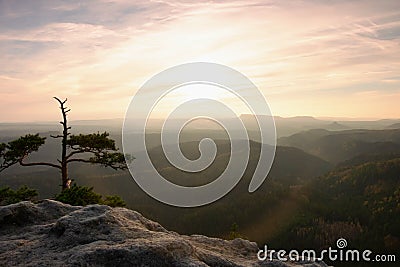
[1,0,399,122]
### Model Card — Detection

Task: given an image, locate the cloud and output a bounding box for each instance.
[0,0,399,121]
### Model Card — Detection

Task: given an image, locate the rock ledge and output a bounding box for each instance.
[0,200,327,266]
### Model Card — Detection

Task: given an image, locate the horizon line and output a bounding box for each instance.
[1,115,400,124]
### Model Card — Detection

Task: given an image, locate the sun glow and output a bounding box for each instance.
[148,83,251,119]
[0,1,399,121]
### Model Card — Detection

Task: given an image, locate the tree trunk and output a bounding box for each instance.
[61,161,69,190]
[54,97,72,191]
[61,112,69,190]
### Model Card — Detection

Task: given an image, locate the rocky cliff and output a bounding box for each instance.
[0,200,327,266]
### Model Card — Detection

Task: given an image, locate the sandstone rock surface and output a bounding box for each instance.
[0,200,328,266]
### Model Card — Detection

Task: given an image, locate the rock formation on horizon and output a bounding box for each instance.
[0,200,328,266]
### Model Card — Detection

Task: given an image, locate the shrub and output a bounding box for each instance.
[55,184,126,207]
[103,195,126,207]
[228,222,244,240]
[55,184,102,206]
[0,185,38,205]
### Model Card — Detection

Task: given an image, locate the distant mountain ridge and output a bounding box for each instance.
[387,122,400,129]
[3,116,400,139]
[279,128,400,164]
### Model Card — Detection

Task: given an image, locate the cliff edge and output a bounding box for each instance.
[0,200,327,266]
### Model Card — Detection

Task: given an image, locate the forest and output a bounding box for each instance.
[1,117,400,267]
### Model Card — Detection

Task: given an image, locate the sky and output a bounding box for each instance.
[0,0,400,122]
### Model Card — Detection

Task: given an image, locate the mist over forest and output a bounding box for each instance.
[1,115,400,266]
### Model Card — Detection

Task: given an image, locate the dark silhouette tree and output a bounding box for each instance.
[0,97,129,191]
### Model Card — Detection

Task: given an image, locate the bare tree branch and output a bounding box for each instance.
[67,158,92,164]
[19,160,62,169]
[66,149,87,159]
[53,97,65,105]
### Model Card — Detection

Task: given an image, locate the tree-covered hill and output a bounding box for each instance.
[270,157,400,266]
[0,139,331,242]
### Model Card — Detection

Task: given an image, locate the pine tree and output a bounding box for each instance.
[0,97,130,191]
